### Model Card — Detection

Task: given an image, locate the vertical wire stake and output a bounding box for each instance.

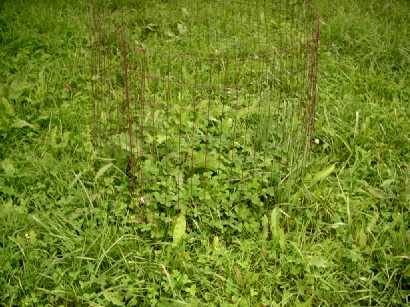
[118,25,136,194]
[304,13,320,160]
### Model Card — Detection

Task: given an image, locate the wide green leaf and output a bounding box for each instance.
[306,164,336,187]
[172,213,186,246]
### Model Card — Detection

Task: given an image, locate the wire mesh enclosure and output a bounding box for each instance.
[88,0,320,203]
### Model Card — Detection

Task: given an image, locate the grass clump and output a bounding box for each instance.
[1,0,409,306]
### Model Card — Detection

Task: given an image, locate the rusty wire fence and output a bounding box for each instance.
[88,0,320,204]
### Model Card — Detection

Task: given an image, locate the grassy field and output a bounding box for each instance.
[1,0,409,306]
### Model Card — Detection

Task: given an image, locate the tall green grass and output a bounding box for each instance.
[0,0,409,305]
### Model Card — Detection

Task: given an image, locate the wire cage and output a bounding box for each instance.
[88,0,320,204]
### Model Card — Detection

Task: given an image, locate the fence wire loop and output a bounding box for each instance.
[88,0,320,201]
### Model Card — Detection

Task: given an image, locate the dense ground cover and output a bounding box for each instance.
[0,0,409,305]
